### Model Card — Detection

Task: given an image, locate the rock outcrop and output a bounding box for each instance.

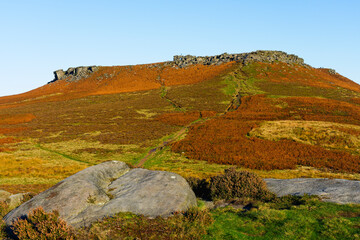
[265,178,360,204]
[52,66,99,82]
[4,161,197,228]
[173,50,306,68]
[49,51,306,82]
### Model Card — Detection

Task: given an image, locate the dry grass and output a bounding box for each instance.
[253,165,360,180]
[0,140,88,186]
[250,120,360,154]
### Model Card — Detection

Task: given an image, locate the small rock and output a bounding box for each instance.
[0,190,11,202]
[6,193,31,209]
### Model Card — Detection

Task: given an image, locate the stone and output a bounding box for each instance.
[53,69,65,80]
[50,66,99,83]
[328,68,337,74]
[6,193,30,209]
[4,161,196,228]
[0,190,11,202]
[265,178,360,204]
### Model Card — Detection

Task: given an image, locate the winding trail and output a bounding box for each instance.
[135,69,243,168]
[135,118,206,168]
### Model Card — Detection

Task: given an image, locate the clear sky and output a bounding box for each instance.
[0,0,359,97]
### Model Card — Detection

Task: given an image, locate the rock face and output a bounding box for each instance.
[173,50,306,68]
[4,161,196,228]
[265,178,360,204]
[53,66,99,82]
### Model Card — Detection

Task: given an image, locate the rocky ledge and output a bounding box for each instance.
[265,178,360,204]
[49,50,306,83]
[173,50,306,68]
[51,66,99,83]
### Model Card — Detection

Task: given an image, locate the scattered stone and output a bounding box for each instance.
[265,178,360,204]
[0,190,11,202]
[328,68,337,74]
[4,161,196,228]
[6,193,31,209]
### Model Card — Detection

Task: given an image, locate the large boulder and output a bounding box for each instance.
[4,161,196,228]
[265,178,360,204]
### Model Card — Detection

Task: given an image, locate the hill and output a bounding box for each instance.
[1,50,360,194]
[1,50,360,239]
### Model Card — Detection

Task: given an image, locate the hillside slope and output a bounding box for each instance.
[1,50,360,193]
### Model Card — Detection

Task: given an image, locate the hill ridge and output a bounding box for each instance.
[50,50,306,84]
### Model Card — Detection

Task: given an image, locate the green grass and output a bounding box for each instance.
[238,77,266,96]
[221,75,238,96]
[143,146,233,179]
[35,143,92,165]
[206,198,360,240]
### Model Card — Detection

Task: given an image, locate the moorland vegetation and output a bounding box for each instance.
[1,51,360,238]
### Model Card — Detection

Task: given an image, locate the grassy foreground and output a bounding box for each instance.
[1,196,360,239]
[206,198,360,240]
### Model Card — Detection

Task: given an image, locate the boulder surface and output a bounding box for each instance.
[4,161,196,228]
[265,178,360,204]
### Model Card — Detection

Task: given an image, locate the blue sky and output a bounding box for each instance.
[0,0,359,97]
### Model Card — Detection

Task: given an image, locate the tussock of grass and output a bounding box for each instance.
[135,109,158,119]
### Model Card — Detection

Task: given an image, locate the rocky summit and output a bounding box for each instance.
[173,50,306,68]
[4,161,197,228]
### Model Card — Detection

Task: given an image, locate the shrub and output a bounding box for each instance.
[0,201,9,239]
[186,177,211,200]
[209,168,274,201]
[12,207,75,240]
[0,201,9,218]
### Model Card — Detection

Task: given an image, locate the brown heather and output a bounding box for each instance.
[156,111,217,126]
[12,207,75,240]
[172,95,360,173]
[248,62,360,92]
[209,168,274,201]
[0,62,235,108]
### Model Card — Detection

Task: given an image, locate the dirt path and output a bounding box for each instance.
[135,72,241,168]
[135,119,205,168]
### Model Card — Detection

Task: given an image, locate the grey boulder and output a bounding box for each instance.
[4,161,196,228]
[265,178,360,204]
